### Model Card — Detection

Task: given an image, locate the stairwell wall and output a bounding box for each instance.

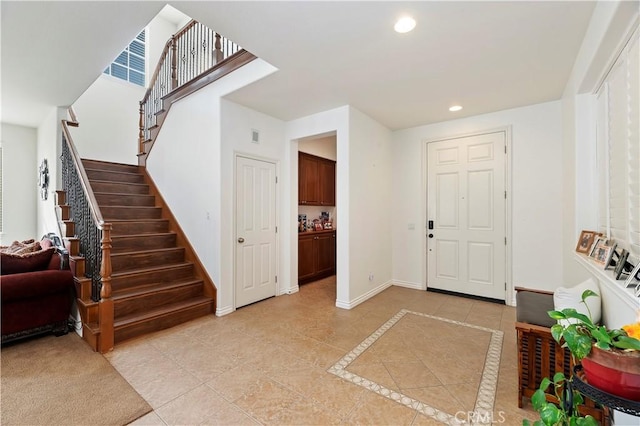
[145,58,277,315]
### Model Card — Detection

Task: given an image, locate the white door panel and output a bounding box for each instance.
[427,132,506,301]
[236,156,277,308]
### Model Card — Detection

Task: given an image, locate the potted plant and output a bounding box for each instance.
[548,289,640,400]
[524,372,598,426]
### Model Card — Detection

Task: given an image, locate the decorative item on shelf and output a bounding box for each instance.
[548,290,640,401]
[589,237,608,258]
[323,222,333,230]
[576,230,599,254]
[614,249,629,280]
[594,242,616,269]
[314,221,323,231]
[298,214,307,233]
[625,262,640,288]
[38,158,49,201]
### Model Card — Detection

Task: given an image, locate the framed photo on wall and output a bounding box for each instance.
[576,230,598,254]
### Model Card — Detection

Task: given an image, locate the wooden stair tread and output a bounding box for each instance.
[85,167,142,176]
[111,231,176,239]
[114,297,212,327]
[111,261,192,278]
[112,278,202,300]
[110,246,183,257]
[88,179,148,187]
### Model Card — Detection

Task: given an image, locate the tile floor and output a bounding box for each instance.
[105,277,538,425]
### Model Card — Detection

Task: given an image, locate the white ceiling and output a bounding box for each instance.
[1,1,596,130]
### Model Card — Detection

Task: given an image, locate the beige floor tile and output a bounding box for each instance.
[156,384,257,425]
[384,361,443,389]
[269,365,366,418]
[104,279,522,425]
[345,391,418,425]
[128,411,166,425]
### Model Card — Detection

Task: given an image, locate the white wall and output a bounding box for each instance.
[36,107,66,239]
[70,14,181,165]
[392,101,564,299]
[346,107,393,306]
[220,100,286,311]
[146,58,277,316]
[70,76,144,164]
[298,135,337,161]
[0,123,38,244]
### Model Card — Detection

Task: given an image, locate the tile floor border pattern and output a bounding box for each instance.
[327,308,504,426]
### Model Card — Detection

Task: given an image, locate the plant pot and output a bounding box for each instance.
[581,345,640,401]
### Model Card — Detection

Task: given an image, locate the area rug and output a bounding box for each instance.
[328,309,503,425]
[1,333,152,425]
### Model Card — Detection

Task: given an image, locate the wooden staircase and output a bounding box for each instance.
[63,159,215,348]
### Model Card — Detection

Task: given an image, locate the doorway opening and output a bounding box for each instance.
[296,132,338,292]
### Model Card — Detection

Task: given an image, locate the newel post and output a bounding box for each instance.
[98,223,114,353]
[171,35,178,90]
[214,33,223,63]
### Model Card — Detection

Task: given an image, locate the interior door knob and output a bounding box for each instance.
[238,237,245,243]
[428,234,434,238]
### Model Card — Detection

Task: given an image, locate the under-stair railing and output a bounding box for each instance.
[61,119,114,351]
[139,19,242,153]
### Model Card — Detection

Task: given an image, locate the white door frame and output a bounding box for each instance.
[233,151,280,309]
[421,127,514,305]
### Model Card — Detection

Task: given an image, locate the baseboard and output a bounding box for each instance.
[335,280,393,309]
[392,280,423,290]
[280,285,299,295]
[216,305,234,316]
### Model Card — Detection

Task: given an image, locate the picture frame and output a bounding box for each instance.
[589,237,608,258]
[323,222,333,230]
[314,223,323,231]
[624,262,640,288]
[594,243,616,268]
[613,249,629,280]
[576,230,597,254]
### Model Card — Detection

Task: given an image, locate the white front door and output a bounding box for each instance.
[427,131,506,301]
[235,156,277,308]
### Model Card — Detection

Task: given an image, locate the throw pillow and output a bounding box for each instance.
[553,278,601,325]
[0,247,55,275]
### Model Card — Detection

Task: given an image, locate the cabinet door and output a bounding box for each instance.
[315,232,336,276]
[298,234,316,282]
[319,159,336,206]
[299,153,319,205]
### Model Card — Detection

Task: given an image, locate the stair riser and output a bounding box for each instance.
[111,264,194,291]
[95,193,156,207]
[91,182,149,195]
[101,206,162,220]
[86,169,145,184]
[111,221,169,236]
[82,160,140,174]
[114,301,214,344]
[111,234,176,253]
[114,283,204,318]
[111,248,185,271]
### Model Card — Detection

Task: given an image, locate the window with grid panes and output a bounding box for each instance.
[104,30,145,86]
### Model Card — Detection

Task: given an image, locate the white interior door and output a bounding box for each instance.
[427,132,506,301]
[235,156,277,308]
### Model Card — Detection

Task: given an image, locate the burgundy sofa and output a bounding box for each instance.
[1,239,75,344]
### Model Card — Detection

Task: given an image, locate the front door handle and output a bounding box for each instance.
[238,237,245,243]
[428,234,434,239]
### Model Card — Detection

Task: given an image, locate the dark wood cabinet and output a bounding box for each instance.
[298,230,336,284]
[298,152,335,206]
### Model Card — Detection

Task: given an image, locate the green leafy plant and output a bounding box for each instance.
[523,372,598,426]
[548,289,640,362]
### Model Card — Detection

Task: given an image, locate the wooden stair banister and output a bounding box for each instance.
[60,118,114,353]
[138,19,254,166]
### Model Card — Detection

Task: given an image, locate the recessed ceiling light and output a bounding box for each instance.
[449,105,463,112]
[394,17,416,33]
